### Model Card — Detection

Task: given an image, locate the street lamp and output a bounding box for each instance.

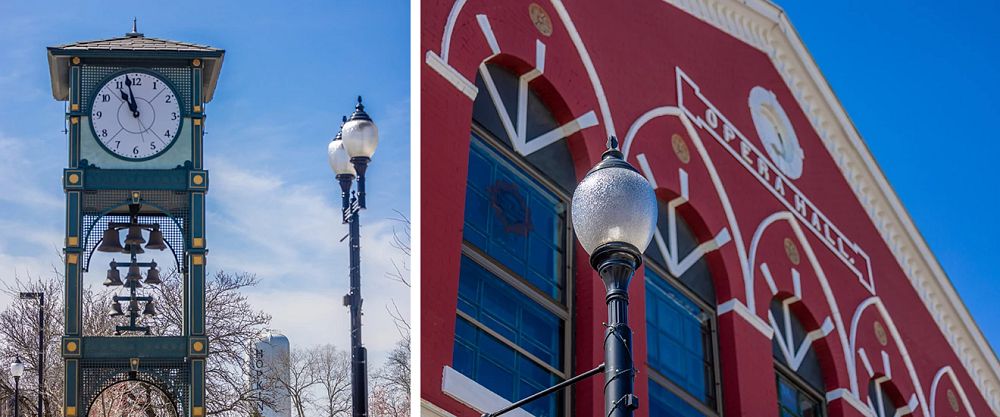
[481,137,656,417]
[10,357,24,417]
[18,292,44,417]
[571,136,656,417]
[327,96,379,417]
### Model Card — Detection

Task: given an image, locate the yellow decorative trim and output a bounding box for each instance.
[132,191,141,199]
[193,105,202,113]
[192,237,204,248]
[193,341,204,352]
[70,117,79,125]
[192,174,204,185]
[192,254,204,265]
[192,407,204,417]
[67,254,79,264]
[194,118,202,126]
[71,104,80,111]
[67,237,79,247]
[71,57,80,65]
[66,341,78,352]
[66,406,77,417]
[68,173,80,184]
[192,58,202,67]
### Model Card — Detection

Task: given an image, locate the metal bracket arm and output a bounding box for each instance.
[481,363,606,417]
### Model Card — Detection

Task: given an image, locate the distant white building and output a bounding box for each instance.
[250,332,291,417]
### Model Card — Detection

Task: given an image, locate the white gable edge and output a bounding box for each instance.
[664,0,1000,413]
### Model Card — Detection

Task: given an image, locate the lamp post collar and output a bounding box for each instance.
[347,96,372,121]
[587,136,639,176]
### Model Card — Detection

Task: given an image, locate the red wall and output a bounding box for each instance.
[421,1,995,416]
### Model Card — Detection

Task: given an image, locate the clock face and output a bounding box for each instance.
[90,70,182,160]
[748,86,804,179]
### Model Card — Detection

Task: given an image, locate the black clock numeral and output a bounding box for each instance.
[165,94,173,103]
[133,146,140,155]
[171,112,178,121]
[164,130,171,138]
[101,94,110,102]
[93,111,102,119]
[115,81,123,89]
[151,142,157,150]
[153,81,158,90]
[101,129,108,137]
[132,77,142,86]
[115,141,121,149]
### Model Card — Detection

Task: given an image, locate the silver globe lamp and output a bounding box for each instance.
[340,96,379,208]
[570,136,656,417]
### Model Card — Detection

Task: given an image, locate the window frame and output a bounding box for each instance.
[456,124,576,415]
[774,361,827,417]
[643,254,723,417]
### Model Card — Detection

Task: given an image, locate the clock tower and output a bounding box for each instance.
[47,24,224,417]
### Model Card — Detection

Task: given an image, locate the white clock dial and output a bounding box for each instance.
[90,71,182,160]
[749,86,804,179]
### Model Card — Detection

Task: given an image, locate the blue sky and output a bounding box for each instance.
[781,1,1000,353]
[0,0,410,366]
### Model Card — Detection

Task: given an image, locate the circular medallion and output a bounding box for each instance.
[193,341,205,352]
[66,341,78,352]
[783,238,800,265]
[529,3,553,37]
[749,86,804,179]
[873,321,888,346]
[671,133,691,164]
[68,173,80,184]
[193,174,204,185]
[947,389,959,411]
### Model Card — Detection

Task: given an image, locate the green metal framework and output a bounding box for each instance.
[56,44,218,417]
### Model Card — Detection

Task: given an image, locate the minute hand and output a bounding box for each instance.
[124,77,140,117]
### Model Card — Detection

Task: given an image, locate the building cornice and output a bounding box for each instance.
[664,0,1000,412]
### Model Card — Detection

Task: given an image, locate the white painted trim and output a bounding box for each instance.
[441,366,535,417]
[421,400,458,417]
[425,52,478,100]
[827,388,875,417]
[929,366,978,417]
[718,298,773,338]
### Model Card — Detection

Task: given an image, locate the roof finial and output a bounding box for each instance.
[126,18,144,38]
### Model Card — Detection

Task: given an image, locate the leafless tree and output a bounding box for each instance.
[306,345,351,417]
[0,269,272,417]
[264,347,318,417]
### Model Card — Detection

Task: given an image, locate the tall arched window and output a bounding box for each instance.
[644,201,720,417]
[770,299,826,417]
[451,63,573,416]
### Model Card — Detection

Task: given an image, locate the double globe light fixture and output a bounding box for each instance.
[326,96,379,417]
[96,204,166,334]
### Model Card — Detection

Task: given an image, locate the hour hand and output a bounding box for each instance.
[118,88,139,118]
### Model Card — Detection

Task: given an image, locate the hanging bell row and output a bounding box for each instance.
[97,225,168,253]
[103,260,163,287]
[108,299,156,317]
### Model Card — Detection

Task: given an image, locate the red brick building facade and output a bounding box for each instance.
[420,1,1000,416]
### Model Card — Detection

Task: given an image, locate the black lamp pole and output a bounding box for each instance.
[339,173,369,417]
[12,360,21,417]
[592,243,641,416]
[18,293,44,417]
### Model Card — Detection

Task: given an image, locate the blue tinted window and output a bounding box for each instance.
[645,269,714,406]
[649,380,707,417]
[454,315,561,417]
[463,136,566,301]
[457,257,563,369]
[777,374,824,417]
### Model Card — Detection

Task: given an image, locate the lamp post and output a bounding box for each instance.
[18,293,44,417]
[481,136,656,417]
[327,96,379,417]
[10,357,24,417]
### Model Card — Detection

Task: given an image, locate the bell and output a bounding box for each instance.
[124,225,146,245]
[142,300,157,316]
[103,261,123,286]
[144,261,162,285]
[109,300,124,317]
[125,264,143,288]
[97,227,124,253]
[127,298,139,313]
[122,243,145,255]
[145,227,167,251]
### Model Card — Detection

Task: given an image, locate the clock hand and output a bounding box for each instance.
[118,89,140,119]
[124,76,140,118]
